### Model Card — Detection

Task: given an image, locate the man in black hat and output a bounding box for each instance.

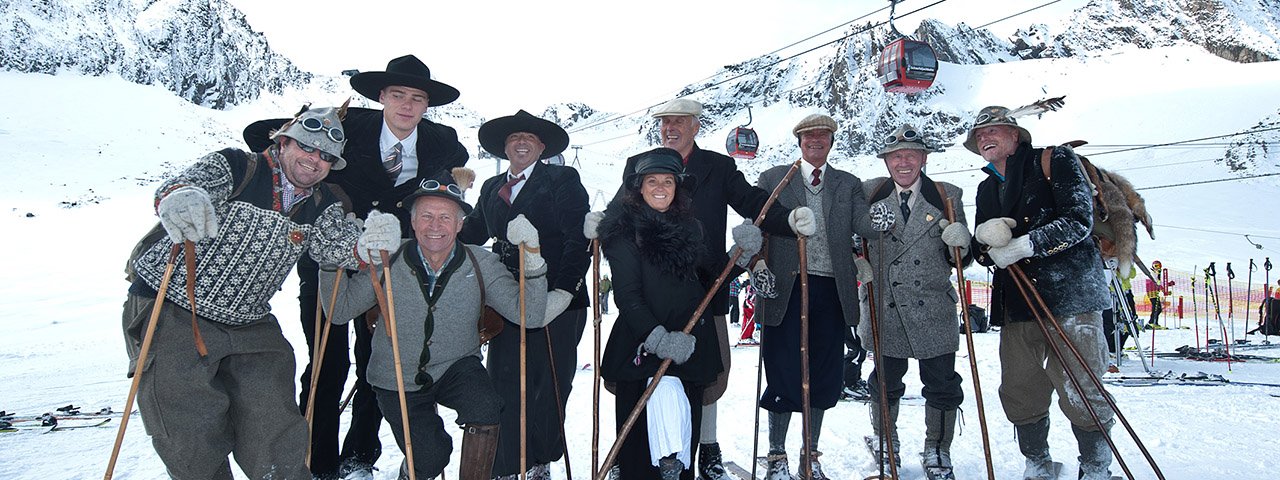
[243,54,469,479]
[460,110,590,480]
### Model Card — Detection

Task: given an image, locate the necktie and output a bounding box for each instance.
[499,174,525,205]
[900,191,912,222]
[810,168,821,187]
[384,142,403,181]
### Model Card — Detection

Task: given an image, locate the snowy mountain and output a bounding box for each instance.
[0,0,311,108]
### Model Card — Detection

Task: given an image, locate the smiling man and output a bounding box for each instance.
[461,110,590,480]
[965,106,1114,480]
[860,123,971,480]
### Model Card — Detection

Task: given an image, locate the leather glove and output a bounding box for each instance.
[157,186,218,243]
[938,219,972,248]
[731,221,763,267]
[583,211,604,240]
[545,289,573,321]
[855,256,873,284]
[989,235,1034,268]
[357,210,401,265]
[974,217,1016,248]
[643,326,695,364]
[787,206,817,236]
[749,259,778,299]
[506,214,545,272]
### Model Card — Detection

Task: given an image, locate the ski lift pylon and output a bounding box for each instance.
[725,106,759,160]
[877,0,938,94]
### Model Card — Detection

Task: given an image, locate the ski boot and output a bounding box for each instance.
[764,452,792,480]
[867,402,902,475]
[699,442,728,479]
[798,450,829,480]
[659,454,684,480]
[1016,417,1062,480]
[1073,423,1115,480]
[921,406,956,480]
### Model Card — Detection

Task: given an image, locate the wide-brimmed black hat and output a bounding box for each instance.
[625,147,693,190]
[478,110,570,160]
[350,55,460,106]
[400,173,474,215]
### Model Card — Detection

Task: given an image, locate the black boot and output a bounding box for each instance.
[698,442,726,479]
[458,424,499,480]
[922,406,957,479]
[1016,417,1057,479]
[1073,423,1114,480]
[659,454,684,480]
[869,402,901,472]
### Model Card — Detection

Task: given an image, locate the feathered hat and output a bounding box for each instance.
[963,96,1066,154]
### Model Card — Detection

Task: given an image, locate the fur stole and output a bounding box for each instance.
[598,201,706,280]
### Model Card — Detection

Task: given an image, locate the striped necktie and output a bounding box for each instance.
[384,142,403,181]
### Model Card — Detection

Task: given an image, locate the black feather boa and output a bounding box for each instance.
[598,200,706,280]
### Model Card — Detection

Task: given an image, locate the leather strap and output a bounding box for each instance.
[183,241,208,357]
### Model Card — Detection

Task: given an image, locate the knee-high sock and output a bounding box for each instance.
[699,402,717,444]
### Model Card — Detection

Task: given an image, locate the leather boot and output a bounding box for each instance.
[699,442,727,479]
[1073,423,1114,480]
[1016,417,1055,479]
[458,424,499,480]
[922,406,957,472]
[658,454,684,480]
[869,402,901,470]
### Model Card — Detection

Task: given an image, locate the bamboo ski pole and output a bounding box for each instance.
[798,235,813,480]
[519,244,528,480]
[1008,265,1166,480]
[750,330,765,480]
[942,198,995,480]
[595,159,803,480]
[377,250,416,480]
[544,332,572,479]
[865,201,900,480]
[591,239,602,480]
[105,244,181,480]
[305,273,343,467]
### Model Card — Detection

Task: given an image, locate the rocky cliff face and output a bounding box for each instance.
[0,0,310,109]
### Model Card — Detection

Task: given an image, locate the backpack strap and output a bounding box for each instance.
[462,246,505,345]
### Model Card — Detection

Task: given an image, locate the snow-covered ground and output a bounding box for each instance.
[3,42,1280,479]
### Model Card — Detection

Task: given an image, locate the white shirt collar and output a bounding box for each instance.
[894,177,922,206]
[379,120,419,155]
[799,160,825,183]
[508,160,538,181]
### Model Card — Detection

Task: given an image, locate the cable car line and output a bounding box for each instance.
[1082,125,1280,156]
[975,0,1066,30]
[1136,172,1280,191]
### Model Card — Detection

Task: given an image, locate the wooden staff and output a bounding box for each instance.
[595,159,803,480]
[1008,264,1165,480]
[376,250,416,480]
[863,236,900,480]
[105,244,181,480]
[591,239,602,479]
[942,198,995,480]
[798,235,813,480]
[305,273,344,467]
[519,244,529,480]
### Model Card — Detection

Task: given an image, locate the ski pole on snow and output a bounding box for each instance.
[1191,271,1200,349]
[797,234,814,480]
[105,244,181,480]
[518,244,529,480]
[590,239,601,480]
[944,198,995,480]
[373,250,416,480]
[305,274,344,468]
[1228,263,1236,345]
[1246,260,1255,336]
[1207,263,1233,370]
[865,203,901,480]
[595,159,802,480]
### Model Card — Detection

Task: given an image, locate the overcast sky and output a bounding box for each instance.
[230,0,1087,118]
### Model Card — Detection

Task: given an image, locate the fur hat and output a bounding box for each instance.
[478,110,570,160]
[271,103,349,170]
[625,148,691,190]
[652,98,703,118]
[399,168,475,215]
[792,113,838,138]
[877,123,936,158]
[963,106,1032,154]
[350,55,460,106]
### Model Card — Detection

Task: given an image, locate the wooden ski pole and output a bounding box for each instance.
[105,244,181,480]
[377,250,416,480]
[1008,265,1166,480]
[595,159,803,480]
[798,235,813,480]
[591,238,602,480]
[942,198,995,480]
[863,234,899,480]
[544,332,572,479]
[749,329,765,480]
[519,243,529,480]
[305,273,344,467]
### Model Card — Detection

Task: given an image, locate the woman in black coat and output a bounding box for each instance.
[597,148,729,480]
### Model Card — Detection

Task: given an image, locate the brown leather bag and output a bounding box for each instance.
[463,247,505,345]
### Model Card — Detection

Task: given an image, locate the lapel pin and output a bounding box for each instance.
[925,214,934,222]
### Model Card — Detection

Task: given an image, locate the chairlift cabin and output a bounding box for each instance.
[878,37,938,94]
[726,127,759,159]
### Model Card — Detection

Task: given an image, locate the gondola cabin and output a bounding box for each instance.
[725,126,759,159]
[878,37,938,94]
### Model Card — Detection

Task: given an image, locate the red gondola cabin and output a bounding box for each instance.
[878,38,938,94]
[725,126,759,159]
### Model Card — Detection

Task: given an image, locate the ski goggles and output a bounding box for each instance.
[418,179,464,198]
[302,116,345,143]
[883,127,922,146]
[295,141,340,164]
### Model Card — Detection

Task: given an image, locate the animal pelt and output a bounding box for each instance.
[597,200,707,280]
[1084,160,1154,276]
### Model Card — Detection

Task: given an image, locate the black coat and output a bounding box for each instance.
[243,107,469,236]
[971,143,1111,325]
[597,200,724,386]
[460,164,592,308]
[614,144,792,315]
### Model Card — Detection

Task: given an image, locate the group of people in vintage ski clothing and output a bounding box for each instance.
[122,53,1119,480]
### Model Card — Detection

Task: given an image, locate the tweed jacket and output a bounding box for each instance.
[860,175,965,359]
[614,143,793,315]
[320,241,548,392]
[971,143,1110,324]
[754,162,874,329]
[460,163,591,309]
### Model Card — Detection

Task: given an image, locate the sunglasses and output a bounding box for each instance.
[883,127,922,146]
[294,140,340,164]
[302,116,345,143]
[418,179,464,197]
